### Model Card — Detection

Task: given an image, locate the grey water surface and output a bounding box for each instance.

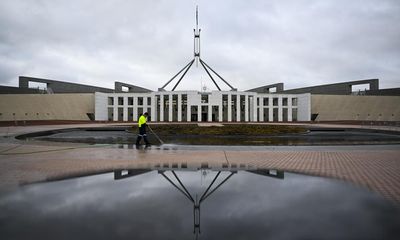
[0,169,399,240]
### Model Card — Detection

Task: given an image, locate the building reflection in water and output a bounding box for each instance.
[114,165,284,239]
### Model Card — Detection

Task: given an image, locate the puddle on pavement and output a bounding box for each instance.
[0,167,399,240]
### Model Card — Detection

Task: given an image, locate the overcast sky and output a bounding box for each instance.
[0,0,399,91]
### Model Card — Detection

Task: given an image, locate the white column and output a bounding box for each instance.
[178,94,182,122]
[151,95,156,122]
[253,95,257,122]
[160,95,164,122]
[123,96,128,121]
[260,96,264,122]
[169,94,173,122]
[133,96,138,121]
[296,94,311,121]
[236,95,240,122]
[208,105,212,122]
[113,96,118,121]
[143,96,151,114]
[269,96,273,122]
[143,97,147,113]
[218,102,223,122]
[278,95,283,122]
[245,95,249,122]
[228,94,232,122]
[143,96,148,114]
[197,105,201,122]
[187,105,191,122]
[288,96,292,122]
[249,97,253,121]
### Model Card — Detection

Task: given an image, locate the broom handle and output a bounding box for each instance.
[147,125,164,145]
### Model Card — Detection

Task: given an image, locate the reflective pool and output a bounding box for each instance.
[0,169,399,239]
[17,127,400,145]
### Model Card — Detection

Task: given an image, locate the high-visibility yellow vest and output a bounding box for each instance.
[138,115,147,127]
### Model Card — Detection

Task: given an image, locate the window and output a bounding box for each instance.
[108,108,113,121]
[222,95,228,106]
[138,97,143,105]
[182,94,187,105]
[201,94,208,103]
[121,86,129,92]
[263,98,269,106]
[269,87,277,93]
[240,95,246,111]
[292,98,298,106]
[283,108,288,121]
[273,98,278,106]
[28,81,47,90]
[108,97,114,105]
[118,97,124,105]
[283,98,288,106]
[292,108,298,121]
[273,108,278,121]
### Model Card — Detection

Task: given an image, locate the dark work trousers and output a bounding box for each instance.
[136,125,150,145]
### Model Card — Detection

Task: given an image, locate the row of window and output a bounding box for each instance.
[259,97,298,106]
[107,105,298,122]
[108,97,152,106]
[108,95,298,106]
[0,112,51,116]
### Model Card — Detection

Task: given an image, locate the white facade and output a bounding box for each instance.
[95,91,311,122]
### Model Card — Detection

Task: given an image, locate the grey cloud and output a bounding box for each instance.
[0,0,399,91]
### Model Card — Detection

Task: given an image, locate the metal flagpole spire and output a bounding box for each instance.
[159,170,237,237]
[194,5,201,67]
[159,5,237,91]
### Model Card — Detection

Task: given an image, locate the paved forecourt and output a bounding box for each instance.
[0,123,399,205]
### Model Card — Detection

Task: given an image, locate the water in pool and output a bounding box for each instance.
[0,168,399,239]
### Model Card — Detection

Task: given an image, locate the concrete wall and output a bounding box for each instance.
[0,85,44,94]
[5,92,398,122]
[311,95,400,121]
[114,82,152,93]
[281,79,379,95]
[0,94,94,121]
[365,88,400,96]
[19,76,113,93]
[246,83,284,93]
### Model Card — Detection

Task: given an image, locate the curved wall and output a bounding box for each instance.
[0,94,94,121]
[311,95,400,121]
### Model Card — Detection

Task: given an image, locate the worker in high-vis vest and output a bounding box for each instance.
[135,112,150,146]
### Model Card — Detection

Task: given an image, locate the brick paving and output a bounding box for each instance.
[225,150,400,203]
[0,123,399,206]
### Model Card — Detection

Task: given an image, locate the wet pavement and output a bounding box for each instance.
[0,123,400,206]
